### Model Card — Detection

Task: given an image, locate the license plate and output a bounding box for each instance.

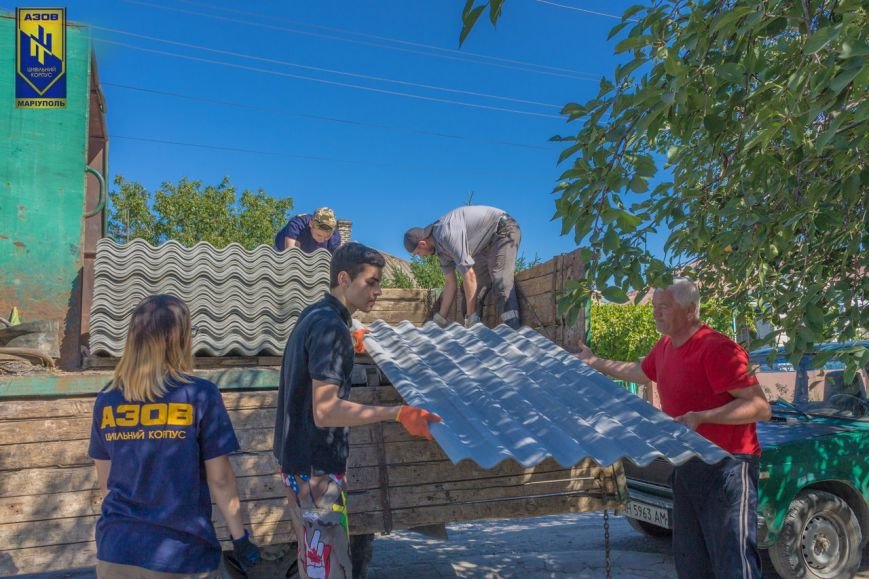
[625,500,671,529]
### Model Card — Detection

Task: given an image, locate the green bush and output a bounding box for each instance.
[590,301,743,362]
[382,268,415,289]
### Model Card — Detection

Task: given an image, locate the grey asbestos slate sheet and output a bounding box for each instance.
[89,239,330,357]
[361,320,730,469]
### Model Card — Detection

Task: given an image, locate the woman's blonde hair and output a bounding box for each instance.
[109,294,194,402]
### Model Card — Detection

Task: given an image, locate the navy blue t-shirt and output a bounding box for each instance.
[88,376,239,573]
[273,293,354,474]
[274,214,341,253]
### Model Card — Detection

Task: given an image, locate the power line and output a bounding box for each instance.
[93,38,564,120]
[171,0,600,80]
[123,0,599,82]
[92,25,564,110]
[102,82,555,152]
[110,135,389,166]
[531,0,637,22]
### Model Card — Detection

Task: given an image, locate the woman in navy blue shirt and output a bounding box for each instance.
[88,295,260,578]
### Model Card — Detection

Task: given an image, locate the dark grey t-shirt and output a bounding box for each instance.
[432,205,506,275]
[273,293,354,474]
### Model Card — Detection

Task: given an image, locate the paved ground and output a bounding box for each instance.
[25,513,869,578]
[363,513,675,579]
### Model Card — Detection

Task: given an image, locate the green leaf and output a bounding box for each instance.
[797,325,816,344]
[598,78,615,98]
[829,65,862,95]
[616,210,643,233]
[603,227,620,251]
[629,175,649,193]
[816,114,847,148]
[489,0,503,25]
[840,41,869,60]
[608,21,629,41]
[614,35,655,54]
[710,6,755,35]
[616,58,648,83]
[460,4,486,45]
[560,103,586,117]
[717,62,745,83]
[810,351,835,370]
[557,142,584,165]
[703,115,726,135]
[634,154,656,177]
[601,286,629,303]
[663,54,684,77]
[842,175,860,199]
[804,25,841,55]
[623,4,645,20]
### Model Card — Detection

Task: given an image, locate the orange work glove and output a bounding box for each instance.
[352,328,369,354]
[395,405,442,440]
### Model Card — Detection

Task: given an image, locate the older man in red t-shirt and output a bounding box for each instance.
[577,278,771,578]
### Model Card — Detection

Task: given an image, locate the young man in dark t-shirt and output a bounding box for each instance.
[274,207,342,254]
[273,242,441,579]
[576,278,771,578]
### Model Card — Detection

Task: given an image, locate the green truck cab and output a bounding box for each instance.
[624,342,869,578]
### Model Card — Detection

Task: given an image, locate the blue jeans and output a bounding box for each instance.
[672,455,762,579]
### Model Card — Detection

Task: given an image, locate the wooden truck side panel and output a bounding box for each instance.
[0,384,623,576]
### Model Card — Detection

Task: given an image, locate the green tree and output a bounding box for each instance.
[107,176,293,249]
[107,176,156,243]
[153,177,241,248]
[236,189,296,248]
[462,0,868,372]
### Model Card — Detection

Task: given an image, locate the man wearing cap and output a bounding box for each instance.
[275,207,342,254]
[404,205,521,329]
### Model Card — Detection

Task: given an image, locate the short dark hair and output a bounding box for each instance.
[403,225,434,253]
[330,242,385,288]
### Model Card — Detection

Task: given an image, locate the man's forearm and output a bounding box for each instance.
[463,270,477,316]
[439,277,457,318]
[693,397,770,426]
[584,356,649,385]
[315,398,399,428]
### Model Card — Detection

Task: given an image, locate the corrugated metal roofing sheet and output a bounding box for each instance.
[361,320,729,469]
[89,239,330,356]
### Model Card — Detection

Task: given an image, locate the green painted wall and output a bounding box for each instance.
[0,16,91,325]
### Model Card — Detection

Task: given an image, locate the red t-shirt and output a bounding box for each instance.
[641,325,761,455]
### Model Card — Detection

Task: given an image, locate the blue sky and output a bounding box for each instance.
[10,0,655,261]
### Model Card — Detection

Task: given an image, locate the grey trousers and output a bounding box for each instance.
[474,215,521,329]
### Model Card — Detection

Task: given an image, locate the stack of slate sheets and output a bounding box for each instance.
[89,239,330,357]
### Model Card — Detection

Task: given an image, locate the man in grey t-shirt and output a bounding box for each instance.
[403,205,521,329]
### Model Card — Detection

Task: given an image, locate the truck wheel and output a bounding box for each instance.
[626,516,672,537]
[769,490,862,579]
[350,533,375,579]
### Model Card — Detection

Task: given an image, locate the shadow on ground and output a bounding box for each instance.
[23,513,869,578]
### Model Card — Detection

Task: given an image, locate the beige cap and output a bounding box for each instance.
[312,207,337,231]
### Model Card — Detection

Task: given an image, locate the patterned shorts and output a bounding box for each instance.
[280,471,351,579]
